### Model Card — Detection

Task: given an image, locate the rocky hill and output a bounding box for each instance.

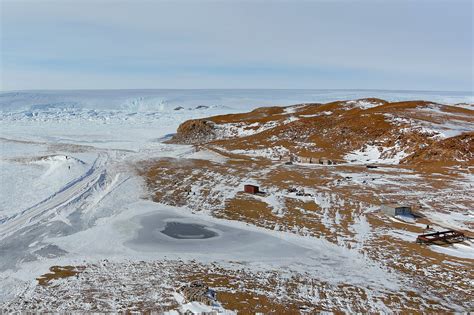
[400,133,474,165]
[169,99,474,166]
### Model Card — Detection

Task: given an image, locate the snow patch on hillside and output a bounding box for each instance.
[429,242,474,260]
[229,146,290,160]
[344,145,408,164]
[214,115,298,140]
[182,149,228,163]
[168,292,236,315]
[345,99,383,110]
[385,111,474,139]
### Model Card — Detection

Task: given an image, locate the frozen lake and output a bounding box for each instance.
[125,210,310,260]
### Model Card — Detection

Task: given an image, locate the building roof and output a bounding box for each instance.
[382,203,411,208]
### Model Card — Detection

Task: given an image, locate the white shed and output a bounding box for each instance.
[381,204,412,217]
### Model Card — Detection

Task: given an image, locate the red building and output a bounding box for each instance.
[244,184,259,194]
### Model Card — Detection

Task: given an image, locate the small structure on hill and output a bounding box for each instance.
[244,184,259,194]
[318,158,333,165]
[416,230,466,245]
[317,158,344,165]
[288,186,312,197]
[178,280,218,307]
[381,204,412,217]
[299,157,313,164]
[280,155,343,165]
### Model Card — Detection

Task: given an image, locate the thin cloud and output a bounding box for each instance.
[1,0,472,90]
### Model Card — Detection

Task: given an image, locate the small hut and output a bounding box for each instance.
[381,204,412,217]
[244,184,259,194]
[318,158,334,165]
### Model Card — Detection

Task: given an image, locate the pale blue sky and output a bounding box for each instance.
[1,0,472,91]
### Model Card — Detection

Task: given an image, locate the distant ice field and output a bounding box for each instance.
[1,89,472,113]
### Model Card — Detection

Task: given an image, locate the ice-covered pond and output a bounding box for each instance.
[124,210,309,260]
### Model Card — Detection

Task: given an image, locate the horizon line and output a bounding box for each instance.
[1,88,472,94]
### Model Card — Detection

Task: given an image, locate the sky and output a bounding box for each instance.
[0,0,472,91]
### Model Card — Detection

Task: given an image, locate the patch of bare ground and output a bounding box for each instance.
[37,265,85,286]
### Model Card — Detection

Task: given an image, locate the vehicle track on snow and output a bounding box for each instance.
[0,153,110,240]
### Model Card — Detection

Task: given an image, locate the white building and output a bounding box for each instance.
[381,204,412,217]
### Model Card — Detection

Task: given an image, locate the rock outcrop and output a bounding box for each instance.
[167,119,217,144]
[401,132,474,165]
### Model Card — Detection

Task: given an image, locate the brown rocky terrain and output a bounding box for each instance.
[168,99,474,167]
[401,132,474,165]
